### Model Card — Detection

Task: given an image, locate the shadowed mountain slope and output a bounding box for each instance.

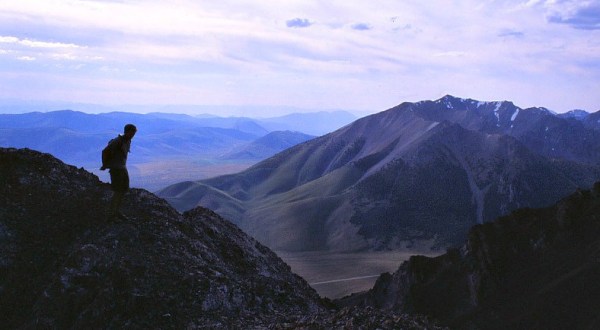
[159,96,600,252]
[220,130,315,160]
[0,147,444,329]
[0,147,325,328]
[339,182,600,330]
[584,110,600,131]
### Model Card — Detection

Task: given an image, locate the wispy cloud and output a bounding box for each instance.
[526,0,600,30]
[0,36,82,48]
[498,30,525,38]
[286,18,312,28]
[0,36,19,43]
[351,23,371,31]
[548,3,600,30]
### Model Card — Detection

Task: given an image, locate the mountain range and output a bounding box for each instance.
[158,95,600,252]
[4,146,600,329]
[0,110,354,190]
[0,147,440,329]
[339,181,600,329]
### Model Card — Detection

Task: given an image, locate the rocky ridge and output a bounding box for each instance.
[339,181,600,329]
[0,147,441,329]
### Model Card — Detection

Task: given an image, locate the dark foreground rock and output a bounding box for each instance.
[269,306,445,329]
[0,148,440,329]
[339,182,600,329]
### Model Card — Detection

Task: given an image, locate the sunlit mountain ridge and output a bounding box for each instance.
[159,95,600,252]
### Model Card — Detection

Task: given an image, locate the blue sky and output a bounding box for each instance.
[1,0,599,116]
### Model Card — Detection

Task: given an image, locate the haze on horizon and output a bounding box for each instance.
[1,0,599,117]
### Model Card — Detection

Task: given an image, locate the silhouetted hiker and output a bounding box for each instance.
[101,124,137,221]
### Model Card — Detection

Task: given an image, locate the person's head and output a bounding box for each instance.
[124,124,137,140]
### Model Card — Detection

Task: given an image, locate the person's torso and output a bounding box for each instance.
[108,135,131,168]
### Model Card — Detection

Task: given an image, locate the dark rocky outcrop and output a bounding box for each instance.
[339,182,600,329]
[0,147,440,329]
[0,147,324,328]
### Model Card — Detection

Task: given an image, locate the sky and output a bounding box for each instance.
[0,0,599,116]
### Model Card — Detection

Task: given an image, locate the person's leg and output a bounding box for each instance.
[108,168,129,220]
[108,190,125,219]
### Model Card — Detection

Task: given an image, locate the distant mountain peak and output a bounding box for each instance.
[437,94,467,102]
[559,109,590,120]
[432,95,517,113]
[435,94,468,109]
[160,95,600,254]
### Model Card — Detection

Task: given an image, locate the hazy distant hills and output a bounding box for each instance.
[0,108,356,136]
[0,122,258,163]
[0,101,358,131]
[256,111,357,136]
[0,110,354,190]
[158,95,600,252]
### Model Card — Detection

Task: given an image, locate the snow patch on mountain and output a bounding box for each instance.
[426,122,440,131]
[494,102,502,126]
[510,108,520,128]
[511,109,520,122]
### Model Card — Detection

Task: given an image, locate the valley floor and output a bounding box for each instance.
[277,250,441,299]
[89,158,255,192]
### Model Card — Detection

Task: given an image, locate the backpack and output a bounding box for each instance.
[100,137,119,170]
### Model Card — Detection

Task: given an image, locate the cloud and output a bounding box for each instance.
[530,0,600,30]
[548,3,600,30]
[0,1,599,113]
[0,35,82,48]
[22,39,82,48]
[351,23,371,31]
[498,30,525,38]
[0,34,95,63]
[286,18,312,28]
[434,51,468,58]
[0,36,19,43]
